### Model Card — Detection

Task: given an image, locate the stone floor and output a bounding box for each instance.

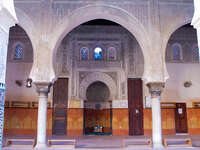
[2,134,200,150]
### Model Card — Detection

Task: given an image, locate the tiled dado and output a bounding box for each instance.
[112,109,129,135]
[187,108,200,134]
[67,108,83,136]
[4,108,52,135]
[3,107,200,135]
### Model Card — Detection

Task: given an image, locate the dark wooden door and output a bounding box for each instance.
[53,78,68,135]
[128,78,143,135]
[175,103,188,133]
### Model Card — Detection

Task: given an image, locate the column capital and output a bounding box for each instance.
[34,82,52,96]
[147,82,165,98]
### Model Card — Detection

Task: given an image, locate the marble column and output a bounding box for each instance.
[0,1,17,148]
[34,82,51,149]
[147,82,164,148]
[0,29,9,148]
[192,0,200,50]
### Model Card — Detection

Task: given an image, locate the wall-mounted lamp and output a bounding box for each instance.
[15,80,22,87]
[184,81,192,88]
[26,78,32,88]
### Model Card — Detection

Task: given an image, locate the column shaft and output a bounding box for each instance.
[147,82,164,148]
[0,28,9,149]
[36,93,48,148]
[35,83,51,149]
[152,96,162,148]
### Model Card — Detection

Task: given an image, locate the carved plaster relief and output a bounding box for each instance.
[79,72,117,100]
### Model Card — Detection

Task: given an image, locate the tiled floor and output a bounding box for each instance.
[2,135,200,150]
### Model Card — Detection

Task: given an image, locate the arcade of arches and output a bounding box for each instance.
[1,0,200,149]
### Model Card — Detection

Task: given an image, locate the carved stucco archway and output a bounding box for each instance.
[51,4,151,82]
[15,8,36,50]
[14,8,40,82]
[79,72,117,100]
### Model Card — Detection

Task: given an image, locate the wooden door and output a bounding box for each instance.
[175,103,188,133]
[53,78,68,135]
[128,78,144,135]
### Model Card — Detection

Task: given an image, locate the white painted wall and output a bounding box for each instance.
[5,63,37,102]
[162,63,200,106]
[5,61,200,108]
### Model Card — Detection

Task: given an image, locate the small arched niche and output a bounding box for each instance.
[86,81,110,102]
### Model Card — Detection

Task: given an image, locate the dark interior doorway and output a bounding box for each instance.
[128,78,144,135]
[84,81,112,135]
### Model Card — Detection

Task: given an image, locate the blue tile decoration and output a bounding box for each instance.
[0,83,5,149]
[0,105,4,148]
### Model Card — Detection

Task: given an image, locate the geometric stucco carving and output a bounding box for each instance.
[79,72,117,100]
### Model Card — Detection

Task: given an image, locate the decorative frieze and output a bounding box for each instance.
[69,100,81,108]
[51,0,150,26]
[84,101,111,109]
[79,72,117,100]
[112,100,128,108]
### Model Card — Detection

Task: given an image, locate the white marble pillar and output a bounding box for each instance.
[0,1,17,149]
[192,0,200,51]
[147,82,164,148]
[35,82,51,149]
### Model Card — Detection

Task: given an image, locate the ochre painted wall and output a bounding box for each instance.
[67,108,83,136]
[187,108,200,134]
[4,108,200,136]
[112,109,129,135]
[4,108,52,135]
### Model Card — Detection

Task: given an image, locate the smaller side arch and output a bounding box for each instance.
[79,72,117,100]
[162,18,192,82]
[15,8,36,48]
[162,18,192,55]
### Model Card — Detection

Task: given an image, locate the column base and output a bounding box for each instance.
[153,143,164,149]
[34,143,48,149]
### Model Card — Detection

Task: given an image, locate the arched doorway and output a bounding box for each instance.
[163,23,199,134]
[53,19,144,136]
[84,81,112,135]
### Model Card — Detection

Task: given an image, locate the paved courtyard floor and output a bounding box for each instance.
[2,134,200,150]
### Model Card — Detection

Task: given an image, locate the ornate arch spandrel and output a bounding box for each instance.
[79,72,117,100]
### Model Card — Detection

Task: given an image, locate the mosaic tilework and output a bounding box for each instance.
[0,83,5,148]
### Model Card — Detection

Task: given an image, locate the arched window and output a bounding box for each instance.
[107,47,116,60]
[80,47,89,60]
[94,47,102,60]
[172,43,182,60]
[14,44,23,59]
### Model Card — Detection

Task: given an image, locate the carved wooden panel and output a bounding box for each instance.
[53,78,68,135]
[175,103,188,133]
[128,78,144,135]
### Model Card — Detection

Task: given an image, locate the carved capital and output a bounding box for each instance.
[34,82,52,96]
[147,82,165,98]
